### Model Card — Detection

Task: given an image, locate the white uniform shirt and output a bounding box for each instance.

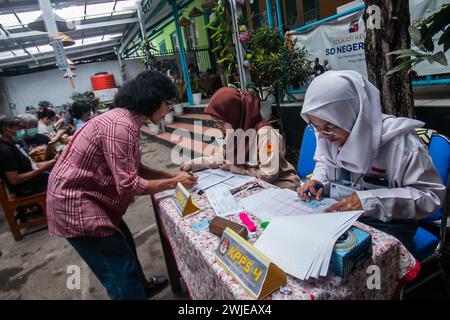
[311,132,445,222]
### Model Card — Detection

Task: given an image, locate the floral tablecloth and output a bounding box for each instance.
[153,179,420,300]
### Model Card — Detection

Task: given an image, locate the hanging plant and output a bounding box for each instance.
[206,0,237,84]
[139,36,158,70]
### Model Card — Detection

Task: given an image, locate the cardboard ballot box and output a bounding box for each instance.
[329,227,372,278]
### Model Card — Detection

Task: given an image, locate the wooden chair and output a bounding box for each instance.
[0,179,47,241]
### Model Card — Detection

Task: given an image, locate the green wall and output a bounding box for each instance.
[149,0,210,51]
[148,0,212,71]
[121,0,213,71]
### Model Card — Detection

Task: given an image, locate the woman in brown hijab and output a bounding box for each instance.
[180,87,300,190]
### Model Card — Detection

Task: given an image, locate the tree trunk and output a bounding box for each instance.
[363,0,415,118]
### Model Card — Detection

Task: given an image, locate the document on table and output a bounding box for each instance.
[193,169,234,191]
[239,188,337,221]
[194,169,254,192]
[253,211,363,280]
[208,173,255,192]
[205,187,242,217]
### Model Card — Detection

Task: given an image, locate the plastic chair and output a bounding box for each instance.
[297,124,317,179]
[411,134,450,261]
[404,134,450,298]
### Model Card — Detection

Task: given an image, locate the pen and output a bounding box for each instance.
[303,183,323,195]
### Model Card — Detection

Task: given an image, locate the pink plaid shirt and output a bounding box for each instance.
[47,108,148,238]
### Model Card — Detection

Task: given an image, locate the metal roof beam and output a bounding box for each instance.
[29,49,115,68]
[0,40,119,67]
[6,17,139,40]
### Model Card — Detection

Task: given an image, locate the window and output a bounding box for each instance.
[250,0,261,29]
[159,40,167,54]
[285,0,299,28]
[303,0,318,24]
[186,22,200,49]
[171,33,179,52]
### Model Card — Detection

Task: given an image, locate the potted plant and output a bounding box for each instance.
[139,36,158,71]
[38,100,53,109]
[97,102,109,114]
[164,111,174,123]
[245,27,312,117]
[206,0,237,86]
[173,79,186,114]
[190,79,205,105]
[145,119,160,135]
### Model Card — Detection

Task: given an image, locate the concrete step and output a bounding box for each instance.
[173,113,216,127]
[140,126,220,158]
[182,105,207,114]
[165,122,222,142]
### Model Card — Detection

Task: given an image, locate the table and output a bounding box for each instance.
[151,179,420,300]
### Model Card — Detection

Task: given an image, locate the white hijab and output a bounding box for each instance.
[301,70,424,174]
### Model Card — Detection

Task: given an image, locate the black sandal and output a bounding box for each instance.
[144,275,168,298]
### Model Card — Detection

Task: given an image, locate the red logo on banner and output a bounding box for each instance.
[349,20,359,33]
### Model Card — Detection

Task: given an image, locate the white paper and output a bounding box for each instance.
[205,187,243,217]
[239,188,337,221]
[194,169,234,191]
[253,211,363,280]
[208,172,255,192]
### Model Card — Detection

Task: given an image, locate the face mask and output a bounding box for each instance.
[26,128,38,137]
[12,129,25,143]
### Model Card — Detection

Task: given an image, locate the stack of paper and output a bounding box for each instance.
[194,169,254,192]
[194,169,234,191]
[205,187,242,217]
[239,188,337,221]
[253,211,363,280]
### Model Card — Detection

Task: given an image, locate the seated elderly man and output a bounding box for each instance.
[0,116,57,197]
[17,113,57,162]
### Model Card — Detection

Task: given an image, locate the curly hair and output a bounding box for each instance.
[113,70,177,116]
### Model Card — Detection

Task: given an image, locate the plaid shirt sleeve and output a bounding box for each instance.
[101,121,148,196]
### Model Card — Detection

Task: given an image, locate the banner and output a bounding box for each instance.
[292,0,450,77]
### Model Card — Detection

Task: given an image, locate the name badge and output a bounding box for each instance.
[215,228,287,299]
[173,182,200,217]
[330,181,360,200]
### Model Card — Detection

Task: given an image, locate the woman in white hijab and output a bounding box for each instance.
[297,70,446,250]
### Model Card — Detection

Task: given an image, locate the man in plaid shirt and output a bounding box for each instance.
[47,71,197,299]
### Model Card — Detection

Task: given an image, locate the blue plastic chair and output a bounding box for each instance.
[297,124,317,179]
[411,134,450,261]
[403,133,450,298]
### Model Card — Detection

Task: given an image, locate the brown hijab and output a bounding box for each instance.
[205,87,271,164]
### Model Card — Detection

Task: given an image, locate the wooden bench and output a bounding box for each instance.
[0,179,47,241]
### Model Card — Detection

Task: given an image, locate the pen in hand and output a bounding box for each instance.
[303,183,323,195]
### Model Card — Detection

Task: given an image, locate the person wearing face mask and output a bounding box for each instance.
[17,114,57,161]
[0,116,57,197]
[180,87,300,190]
[297,70,446,250]
[46,70,198,300]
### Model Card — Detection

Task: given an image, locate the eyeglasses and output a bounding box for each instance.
[310,123,341,136]
[165,100,175,111]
